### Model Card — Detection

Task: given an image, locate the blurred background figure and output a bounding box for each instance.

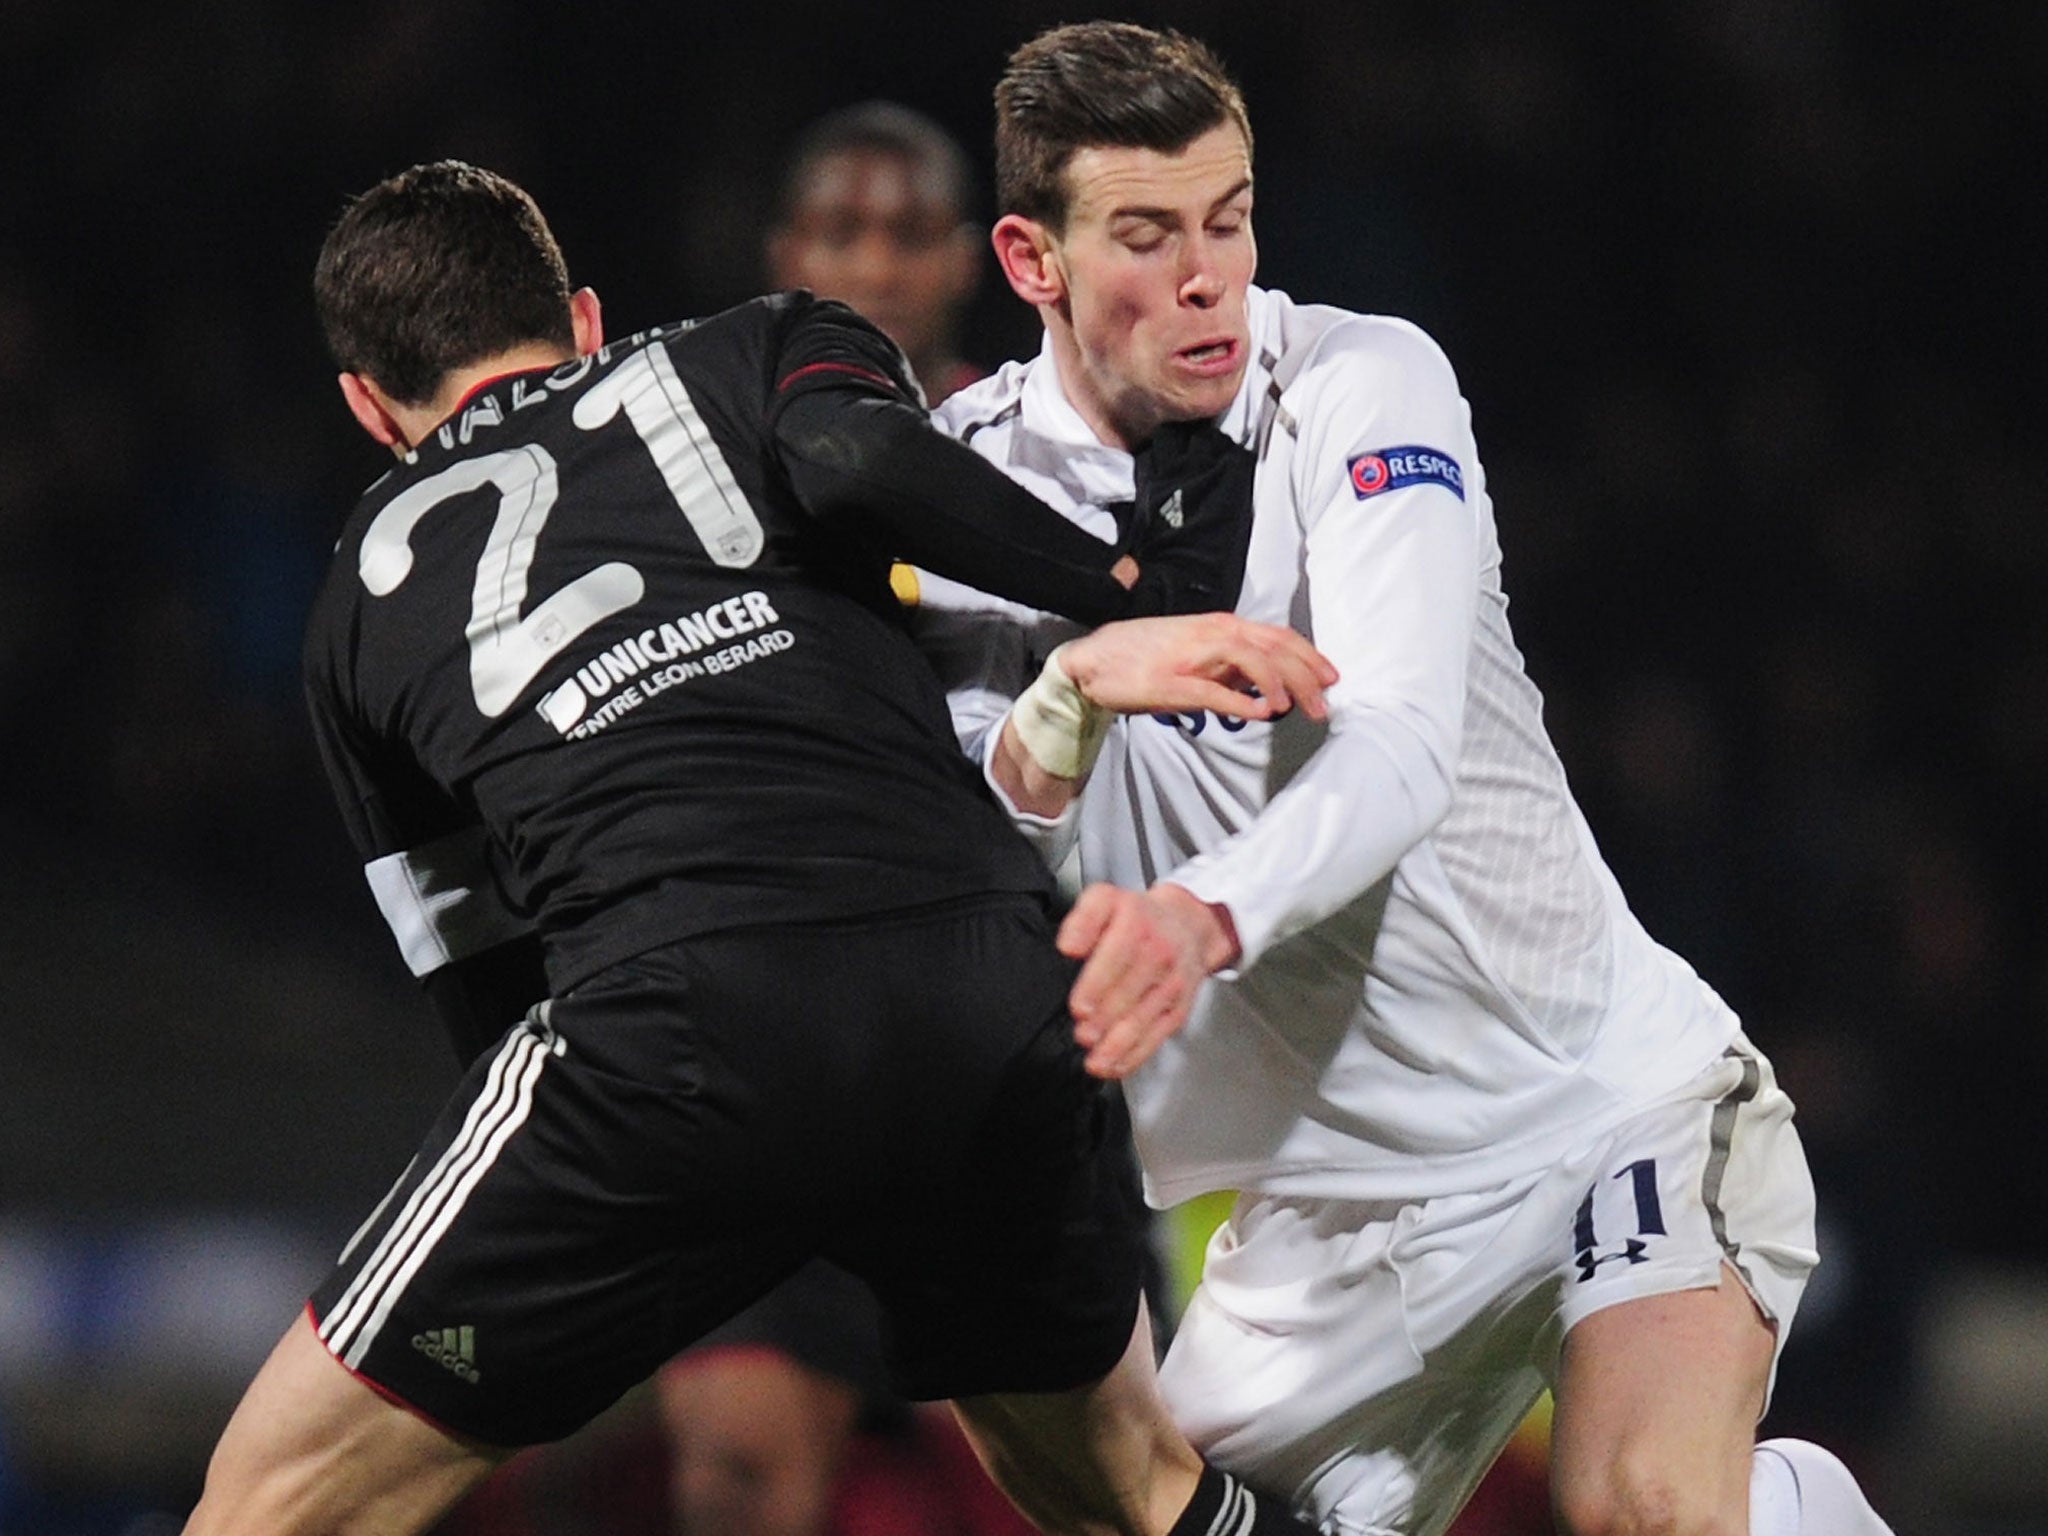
[650,1262,980,1536]
[766,100,985,405]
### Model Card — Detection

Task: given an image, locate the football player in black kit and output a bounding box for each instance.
[180,161,1336,1536]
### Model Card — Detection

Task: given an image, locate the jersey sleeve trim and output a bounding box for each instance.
[363,826,536,978]
[776,360,899,395]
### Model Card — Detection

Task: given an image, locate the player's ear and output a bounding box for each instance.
[338,372,410,454]
[993,214,1064,307]
[570,287,604,355]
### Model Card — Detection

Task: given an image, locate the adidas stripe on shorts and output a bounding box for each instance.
[309,893,1150,1446]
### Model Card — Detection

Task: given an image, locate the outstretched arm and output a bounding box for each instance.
[777,387,1141,623]
[979,612,1335,1080]
[988,612,1336,816]
[770,299,1259,625]
[766,297,1140,621]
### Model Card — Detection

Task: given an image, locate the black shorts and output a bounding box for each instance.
[309,894,1148,1446]
[675,1257,898,1419]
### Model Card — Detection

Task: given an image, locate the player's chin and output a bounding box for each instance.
[1161,369,1244,424]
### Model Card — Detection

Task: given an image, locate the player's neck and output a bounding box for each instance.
[396,343,579,449]
[1041,316,1148,452]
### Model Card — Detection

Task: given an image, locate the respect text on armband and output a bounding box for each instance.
[1347,444,1465,501]
[535,589,794,738]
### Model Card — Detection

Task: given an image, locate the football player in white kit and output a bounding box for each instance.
[912,21,1899,1536]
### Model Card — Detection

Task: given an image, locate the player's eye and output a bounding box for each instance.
[1209,205,1251,237]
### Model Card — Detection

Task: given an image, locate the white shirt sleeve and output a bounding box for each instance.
[902,570,1037,758]
[904,569,1090,870]
[1169,322,1480,967]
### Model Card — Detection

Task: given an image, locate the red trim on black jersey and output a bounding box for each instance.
[454,364,560,414]
[776,360,898,395]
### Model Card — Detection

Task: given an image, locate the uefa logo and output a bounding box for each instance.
[1349,454,1390,497]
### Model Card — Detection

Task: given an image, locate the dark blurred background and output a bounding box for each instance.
[1,2,2042,1532]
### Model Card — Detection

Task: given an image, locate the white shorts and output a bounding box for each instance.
[1156,1036,1819,1536]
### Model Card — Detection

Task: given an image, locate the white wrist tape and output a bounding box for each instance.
[1010,644,1113,780]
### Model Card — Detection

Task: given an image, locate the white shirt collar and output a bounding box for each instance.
[1221,284,1283,447]
[1016,330,1139,507]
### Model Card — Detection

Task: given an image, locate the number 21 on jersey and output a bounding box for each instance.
[356,342,763,718]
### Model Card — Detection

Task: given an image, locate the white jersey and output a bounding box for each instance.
[922,284,1741,1204]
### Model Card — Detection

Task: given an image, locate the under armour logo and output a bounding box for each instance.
[1576,1237,1650,1282]
[1572,1158,1665,1283]
[1159,488,1184,529]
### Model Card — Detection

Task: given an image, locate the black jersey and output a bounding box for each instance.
[305,295,1096,992]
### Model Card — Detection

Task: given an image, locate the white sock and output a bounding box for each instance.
[1751,1439,1895,1536]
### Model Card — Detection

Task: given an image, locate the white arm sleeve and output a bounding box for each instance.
[1169,324,1480,967]
[904,569,1088,870]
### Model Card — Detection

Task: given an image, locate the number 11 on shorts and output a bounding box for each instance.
[1572,1158,1665,1282]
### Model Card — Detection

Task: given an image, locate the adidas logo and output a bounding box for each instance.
[411,1325,480,1384]
[1160,488,1185,529]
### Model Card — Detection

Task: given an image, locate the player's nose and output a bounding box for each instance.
[1179,242,1225,308]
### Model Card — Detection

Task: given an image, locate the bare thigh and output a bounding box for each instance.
[1550,1262,1776,1536]
[183,1310,504,1536]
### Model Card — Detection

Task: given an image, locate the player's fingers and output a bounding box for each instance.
[1075,922,1164,1033]
[1220,618,1332,673]
[1084,973,1192,1079]
[1271,623,1339,685]
[1063,889,1152,1043]
[1163,677,1282,721]
[1068,899,1177,1041]
[1258,644,1333,721]
[1056,883,1120,962]
[1225,621,1335,720]
[1207,640,1293,716]
[1158,616,1290,712]
[1243,620,1337,676]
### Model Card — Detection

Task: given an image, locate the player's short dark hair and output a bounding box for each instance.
[314,160,575,406]
[774,100,977,227]
[995,21,1251,232]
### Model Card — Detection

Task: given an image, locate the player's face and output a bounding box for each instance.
[1047,122,1256,447]
[770,148,978,380]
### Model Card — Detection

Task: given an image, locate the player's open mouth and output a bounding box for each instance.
[1177,338,1239,374]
